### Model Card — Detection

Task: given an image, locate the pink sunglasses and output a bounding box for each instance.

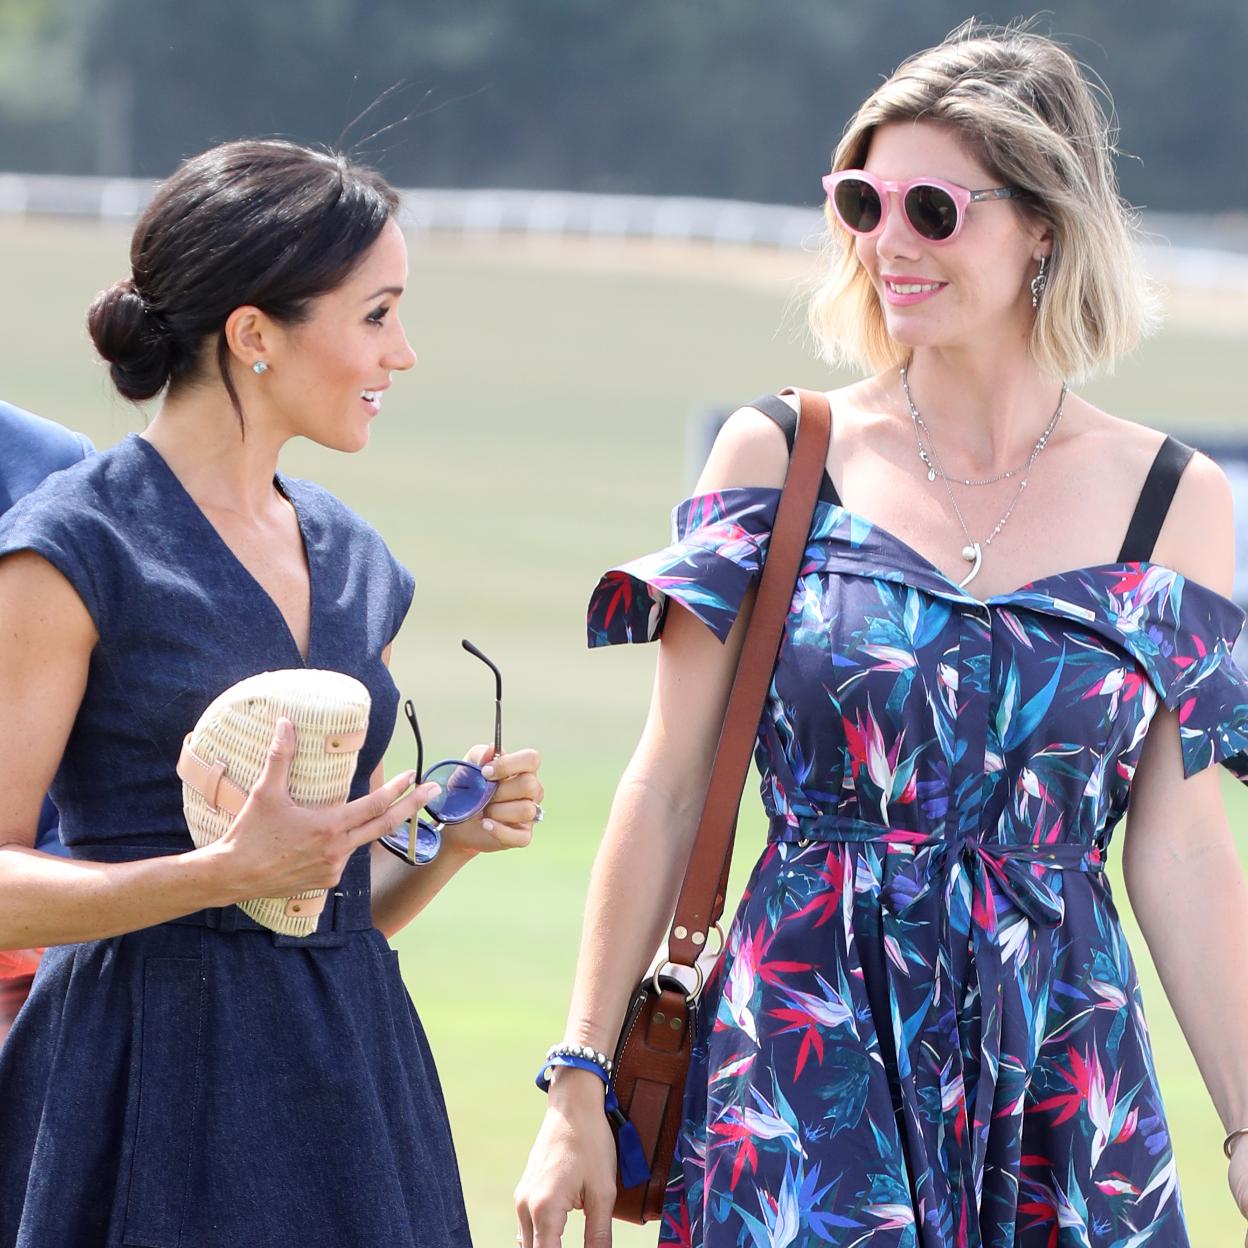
[822,170,1022,245]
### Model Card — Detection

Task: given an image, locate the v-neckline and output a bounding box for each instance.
[132,435,316,664]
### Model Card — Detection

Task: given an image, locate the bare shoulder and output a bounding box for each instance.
[693,401,791,493]
[694,377,886,495]
[1155,445,1235,595]
[1081,401,1233,594]
[1074,401,1168,477]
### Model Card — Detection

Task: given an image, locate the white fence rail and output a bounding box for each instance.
[1,172,1246,293]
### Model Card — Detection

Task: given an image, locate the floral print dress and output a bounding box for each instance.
[587,480,1246,1247]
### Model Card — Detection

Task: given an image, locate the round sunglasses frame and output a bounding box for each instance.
[822,170,1022,246]
[379,640,503,867]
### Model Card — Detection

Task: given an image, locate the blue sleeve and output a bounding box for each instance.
[0,487,113,634]
[586,488,779,647]
[388,551,415,648]
[1126,576,1248,780]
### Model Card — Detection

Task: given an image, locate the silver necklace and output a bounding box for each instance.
[899,364,1067,588]
[902,365,1063,486]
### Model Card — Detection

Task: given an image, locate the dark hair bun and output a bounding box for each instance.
[87,278,174,401]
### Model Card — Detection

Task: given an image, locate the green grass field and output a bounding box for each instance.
[2,218,1246,1244]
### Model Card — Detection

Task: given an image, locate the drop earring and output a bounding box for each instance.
[1030,256,1048,309]
[252,360,268,375]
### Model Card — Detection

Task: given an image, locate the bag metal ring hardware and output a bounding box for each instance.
[651,959,705,1002]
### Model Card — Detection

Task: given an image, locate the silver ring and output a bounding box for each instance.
[533,804,545,824]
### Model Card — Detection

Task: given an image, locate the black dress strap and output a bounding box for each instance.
[1116,435,1196,563]
[745,394,841,505]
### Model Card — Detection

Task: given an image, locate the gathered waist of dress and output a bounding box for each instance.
[763,813,1108,883]
[67,842,375,944]
[68,841,189,863]
[767,813,1105,865]
[766,813,1107,933]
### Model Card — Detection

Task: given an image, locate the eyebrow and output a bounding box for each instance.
[362,285,404,302]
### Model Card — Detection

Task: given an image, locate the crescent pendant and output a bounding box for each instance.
[958,543,983,588]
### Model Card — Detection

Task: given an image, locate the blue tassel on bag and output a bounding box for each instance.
[535,1054,652,1188]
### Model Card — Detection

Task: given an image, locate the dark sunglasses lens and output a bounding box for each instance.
[904,184,958,240]
[380,818,441,865]
[424,761,496,823]
[833,178,882,233]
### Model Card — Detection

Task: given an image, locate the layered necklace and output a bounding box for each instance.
[899,362,1067,589]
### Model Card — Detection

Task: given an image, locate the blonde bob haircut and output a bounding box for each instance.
[808,21,1158,382]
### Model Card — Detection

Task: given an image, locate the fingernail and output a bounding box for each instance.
[482,819,495,832]
[481,764,495,779]
[425,783,442,799]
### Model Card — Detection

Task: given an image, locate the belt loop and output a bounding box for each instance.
[214,904,239,933]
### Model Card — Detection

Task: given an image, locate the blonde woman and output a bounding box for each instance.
[516,22,1248,1247]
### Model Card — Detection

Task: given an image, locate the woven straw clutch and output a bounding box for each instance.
[177,669,372,937]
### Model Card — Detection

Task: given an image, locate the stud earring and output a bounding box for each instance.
[1030,256,1048,309]
[252,360,268,375]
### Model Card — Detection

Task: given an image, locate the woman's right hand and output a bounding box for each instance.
[209,717,439,902]
[515,1068,619,1248]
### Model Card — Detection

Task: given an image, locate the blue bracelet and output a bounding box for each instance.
[535,1054,650,1188]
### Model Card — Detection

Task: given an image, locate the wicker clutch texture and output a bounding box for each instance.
[177,668,371,937]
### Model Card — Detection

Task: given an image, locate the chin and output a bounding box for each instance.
[312,425,371,455]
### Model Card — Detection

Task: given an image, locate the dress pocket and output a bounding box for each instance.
[122,955,205,1248]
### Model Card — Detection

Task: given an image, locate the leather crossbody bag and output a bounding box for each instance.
[610,389,831,1224]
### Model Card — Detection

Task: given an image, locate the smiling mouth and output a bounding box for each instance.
[885,280,944,295]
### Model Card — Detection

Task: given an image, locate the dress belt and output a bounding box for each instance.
[767,813,1105,928]
[68,842,374,943]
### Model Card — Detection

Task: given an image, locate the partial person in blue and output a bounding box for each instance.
[0,402,91,1042]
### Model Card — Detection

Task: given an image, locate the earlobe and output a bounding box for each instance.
[223,305,270,371]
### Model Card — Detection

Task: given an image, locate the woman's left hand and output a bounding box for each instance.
[443,745,543,856]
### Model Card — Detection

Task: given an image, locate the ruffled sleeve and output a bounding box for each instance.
[1127,576,1248,779]
[587,487,778,647]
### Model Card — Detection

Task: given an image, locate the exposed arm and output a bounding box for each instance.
[0,552,431,948]
[1123,452,1248,1221]
[1124,711,1248,1131]
[515,406,790,1247]
[559,405,790,1054]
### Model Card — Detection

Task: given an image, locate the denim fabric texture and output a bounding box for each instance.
[0,435,471,1247]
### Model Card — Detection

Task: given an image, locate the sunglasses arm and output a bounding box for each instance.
[403,699,425,787]
[462,638,504,756]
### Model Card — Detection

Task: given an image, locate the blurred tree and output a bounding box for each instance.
[0,0,1242,212]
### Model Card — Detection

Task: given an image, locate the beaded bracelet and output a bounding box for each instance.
[544,1042,614,1078]
[535,1053,648,1188]
[1224,1127,1248,1160]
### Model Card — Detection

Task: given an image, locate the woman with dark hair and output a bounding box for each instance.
[0,139,542,1247]
[517,22,1248,1248]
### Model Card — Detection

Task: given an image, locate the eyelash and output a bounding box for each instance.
[366,305,390,327]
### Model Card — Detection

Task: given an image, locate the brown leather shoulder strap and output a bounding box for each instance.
[666,388,831,969]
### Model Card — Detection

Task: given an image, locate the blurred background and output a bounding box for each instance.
[1,1,1246,1243]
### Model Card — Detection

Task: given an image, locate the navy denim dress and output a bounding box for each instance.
[0,435,471,1247]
